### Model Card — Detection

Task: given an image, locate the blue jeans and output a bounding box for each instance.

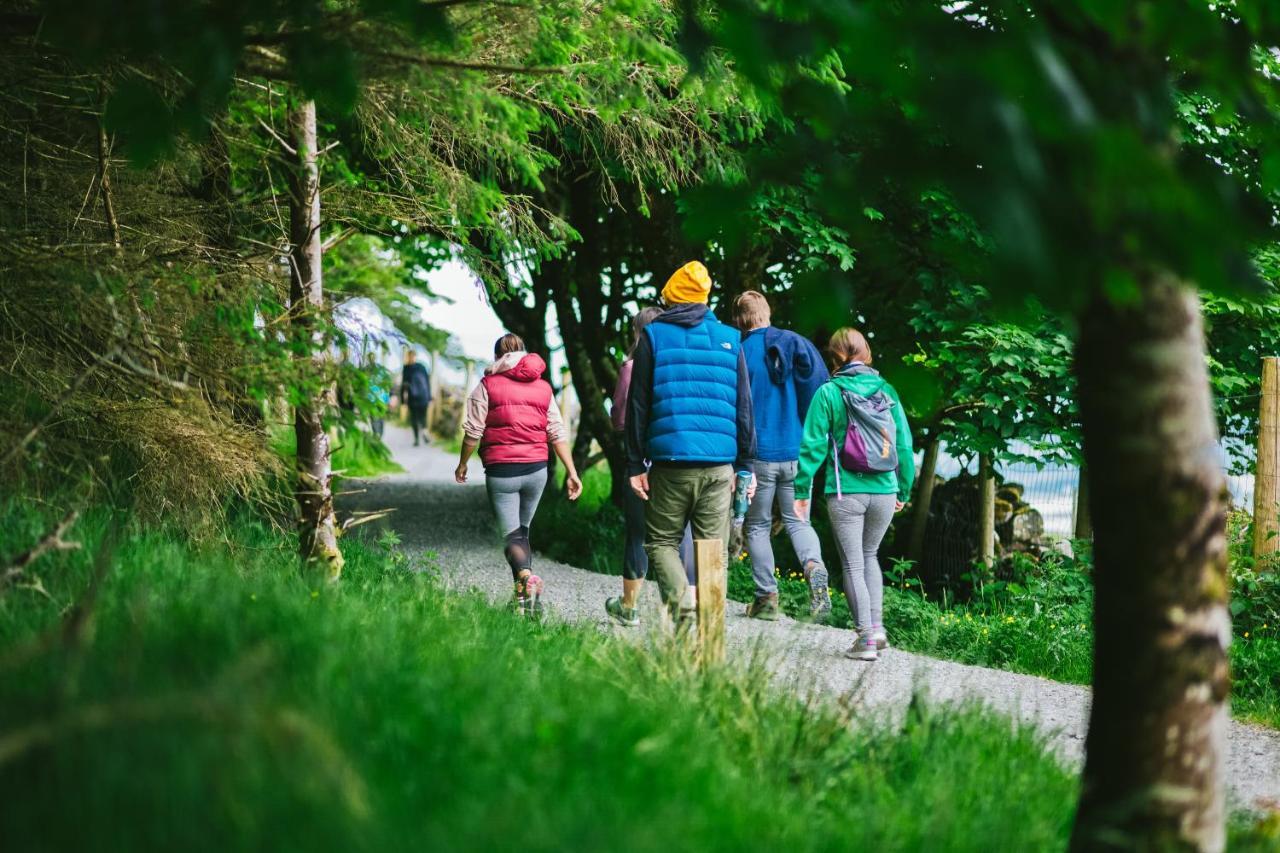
[745,459,825,596]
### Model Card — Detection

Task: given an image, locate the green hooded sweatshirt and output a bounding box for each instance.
[794,367,914,502]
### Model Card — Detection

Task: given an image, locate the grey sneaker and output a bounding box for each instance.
[605,596,640,627]
[806,563,831,623]
[746,593,780,621]
[844,634,879,661]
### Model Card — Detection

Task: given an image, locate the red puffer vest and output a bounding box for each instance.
[480,353,553,465]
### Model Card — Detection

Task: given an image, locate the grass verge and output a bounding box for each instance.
[535,469,1280,730]
[0,500,1094,852]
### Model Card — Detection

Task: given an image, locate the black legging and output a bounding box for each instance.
[407,405,427,443]
[622,488,695,583]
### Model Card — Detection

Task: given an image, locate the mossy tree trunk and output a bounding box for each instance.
[1070,273,1230,852]
[288,98,343,582]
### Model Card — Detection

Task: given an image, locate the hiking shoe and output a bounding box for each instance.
[525,574,544,618]
[871,626,890,650]
[806,564,832,623]
[605,597,640,628]
[746,593,780,621]
[844,634,879,662]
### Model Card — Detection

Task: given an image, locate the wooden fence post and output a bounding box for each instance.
[978,453,996,567]
[694,539,726,666]
[427,350,441,433]
[1254,357,1280,560]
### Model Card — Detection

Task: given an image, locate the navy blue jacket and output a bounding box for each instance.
[625,304,756,476]
[400,362,431,407]
[741,326,829,462]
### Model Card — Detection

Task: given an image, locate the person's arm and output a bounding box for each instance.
[733,349,756,476]
[455,383,488,484]
[889,385,915,506]
[399,367,409,406]
[625,335,654,479]
[794,385,835,503]
[422,365,432,404]
[455,438,479,484]
[610,359,633,432]
[550,440,583,501]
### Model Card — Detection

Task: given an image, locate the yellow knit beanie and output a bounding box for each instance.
[661,261,712,305]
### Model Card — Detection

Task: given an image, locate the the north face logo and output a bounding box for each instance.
[721,342,732,349]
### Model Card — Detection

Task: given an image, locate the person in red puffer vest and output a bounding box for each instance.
[455,333,582,616]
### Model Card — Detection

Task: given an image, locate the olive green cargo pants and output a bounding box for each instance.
[644,464,733,617]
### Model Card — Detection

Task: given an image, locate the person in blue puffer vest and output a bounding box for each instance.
[624,260,757,625]
[734,290,831,623]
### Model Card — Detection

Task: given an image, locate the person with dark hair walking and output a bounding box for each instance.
[400,349,432,446]
[456,333,583,615]
[605,307,694,627]
[625,261,756,628]
[733,290,831,622]
[794,328,913,661]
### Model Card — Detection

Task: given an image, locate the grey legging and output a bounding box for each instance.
[486,471,548,579]
[826,493,896,634]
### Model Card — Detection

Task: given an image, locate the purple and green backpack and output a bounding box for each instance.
[834,368,898,475]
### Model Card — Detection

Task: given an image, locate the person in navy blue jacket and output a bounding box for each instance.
[624,261,756,626]
[734,291,831,622]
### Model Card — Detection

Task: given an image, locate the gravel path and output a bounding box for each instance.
[347,425,1280,811]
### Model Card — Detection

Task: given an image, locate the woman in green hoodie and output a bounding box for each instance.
[794,328,914,661]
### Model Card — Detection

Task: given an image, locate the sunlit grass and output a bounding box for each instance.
[0,501,1087,851]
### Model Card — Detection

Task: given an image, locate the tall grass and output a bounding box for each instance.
[0,500,1093,852]
[536,467,1280,730]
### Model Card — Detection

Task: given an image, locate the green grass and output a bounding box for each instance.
[0,500,1095,852]
[272,424,404,479]
[535,470,1280,730]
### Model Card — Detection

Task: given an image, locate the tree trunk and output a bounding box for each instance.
[1070,273,1230,853]
[907,435,940,564]
[288,99,343,582]
[1074,465,1093,540]
[977,452,996,568]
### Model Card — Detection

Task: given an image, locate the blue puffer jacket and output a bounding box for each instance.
[646,311,742,463]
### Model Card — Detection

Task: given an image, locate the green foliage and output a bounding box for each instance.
[0,500,1082,851]
[272,425,402,480]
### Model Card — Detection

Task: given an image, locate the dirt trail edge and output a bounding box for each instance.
[346,425,1280,811]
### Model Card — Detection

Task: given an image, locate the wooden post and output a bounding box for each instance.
[907,436,940,564]
[694,539,726,666]
[1254,357,1280,560]
[427,350,441,433]
[1074,464,1093,540]
[978,453,996,567]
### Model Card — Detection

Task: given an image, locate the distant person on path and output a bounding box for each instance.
[625,261,756,628]
[367,356,391,439]
[734,291,831,622]
[605,307,695,627]
[794,328,913,661]
[456,333,583,616]
[400,350,432,446]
